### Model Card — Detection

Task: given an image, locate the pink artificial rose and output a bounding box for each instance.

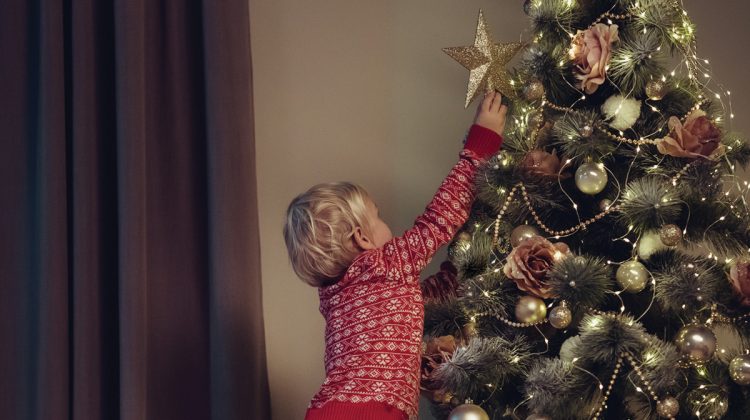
[657,109,725,160]
[729,259,750,306]
[521,149,565,178]
[569,23,619,94]
[503,236,571,299]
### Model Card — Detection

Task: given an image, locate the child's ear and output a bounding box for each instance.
[353,226,375,250]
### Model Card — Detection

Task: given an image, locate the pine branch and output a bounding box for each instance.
[548,255,613,309]
[432,336,532,400]
[646,249,735,319]
[577,313,648,365]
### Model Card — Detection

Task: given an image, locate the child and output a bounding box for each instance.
[284,91,507,419]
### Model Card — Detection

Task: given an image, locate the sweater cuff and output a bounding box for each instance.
[464,124,503,160]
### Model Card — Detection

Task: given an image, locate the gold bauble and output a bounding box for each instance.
[616,260,649,293]
[729,354,750,385]
[443,10,524,107]
[675,324,717,363]
[510,224,541,247]
[659,224,683,247]
[448,403,490,420]
[646,79,667,101]
[515,296,547,324]
[524,80,545,101]
[548,301,572,329]
[656,396,680,418]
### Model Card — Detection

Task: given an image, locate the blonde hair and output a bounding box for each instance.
[283,182,372,287]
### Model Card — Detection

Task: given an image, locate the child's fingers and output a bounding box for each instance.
[481,91,493,112]
[499,104,509,115]
[489,91,502,112]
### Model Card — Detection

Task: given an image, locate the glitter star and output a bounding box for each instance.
[443,10,524,107]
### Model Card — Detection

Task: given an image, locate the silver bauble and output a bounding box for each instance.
[515,296,547,324]
[729,354,750,385]
[448,403,490,420]
[656,396,680,418]
[549,302,572,329]
[659,224,683,247]
[575,162,608,195]
[616,260,649,293]
[675,324,717,362]
[510,225,541,247]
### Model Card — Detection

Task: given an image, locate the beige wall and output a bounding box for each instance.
[249,1,750,418]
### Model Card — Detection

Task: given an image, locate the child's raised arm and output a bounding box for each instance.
[381,91,507,285]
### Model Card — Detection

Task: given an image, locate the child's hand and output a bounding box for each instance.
[474,91,508,136]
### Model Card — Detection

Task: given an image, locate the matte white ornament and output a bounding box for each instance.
[602,95,642,131]
[637,230,668,260]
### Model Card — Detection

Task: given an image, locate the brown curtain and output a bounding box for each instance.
[0,0,271,419]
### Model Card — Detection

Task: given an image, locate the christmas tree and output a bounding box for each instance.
[421,1,750,419]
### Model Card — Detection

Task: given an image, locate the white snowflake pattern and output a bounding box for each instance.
[374,354,391,365]
[371,381,388,392]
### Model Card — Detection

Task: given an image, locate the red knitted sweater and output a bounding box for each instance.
[308,125,502,419]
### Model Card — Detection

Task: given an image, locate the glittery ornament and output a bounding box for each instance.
[529,110,545,128]
[548,301,572,329]
[443,10,524,107]
[729,354,750,385]
[510,224,540,247]
[515,295,547,323]
[646,79,667,101]
[579,124,594,138]
[656,396,680,418]
[463,319,479,338]
[659,224,682,247]
[675,324,717,362]
[524,79,545,101]
[616,260,649,293]
[575,162,608,195]
[448,403,490,420]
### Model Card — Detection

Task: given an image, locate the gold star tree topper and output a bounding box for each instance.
[443,10,524,108]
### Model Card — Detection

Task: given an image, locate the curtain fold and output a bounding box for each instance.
[0,0,271,419]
